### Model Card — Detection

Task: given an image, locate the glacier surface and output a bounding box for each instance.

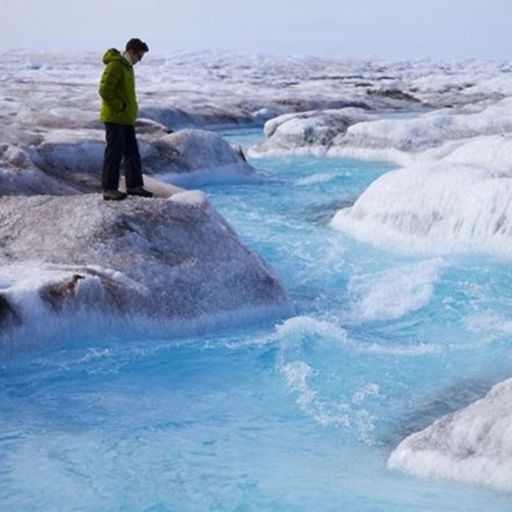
[3,50,512,493]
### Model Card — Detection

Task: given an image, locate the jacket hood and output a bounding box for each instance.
[102,48,124,65]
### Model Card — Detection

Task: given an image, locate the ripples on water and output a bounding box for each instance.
[1,129,512,511]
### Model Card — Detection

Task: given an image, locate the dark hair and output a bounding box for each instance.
[126,38,149,53]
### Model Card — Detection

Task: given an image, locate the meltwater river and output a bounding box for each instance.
[1,128,511,511]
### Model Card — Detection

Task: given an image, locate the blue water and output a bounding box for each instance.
[1,128,512,511]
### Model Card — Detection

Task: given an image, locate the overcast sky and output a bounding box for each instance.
[1,0,511,59]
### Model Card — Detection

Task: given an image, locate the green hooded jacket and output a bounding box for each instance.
[99,49,138,125]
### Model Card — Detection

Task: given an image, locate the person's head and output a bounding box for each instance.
[125,38,149,64]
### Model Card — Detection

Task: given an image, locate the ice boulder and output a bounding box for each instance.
[0,193,287,336]
[250,108,372,156]
[148,128,258,186]
[138,106,203,131]
[139,104,255,131]
[388,378,512,491]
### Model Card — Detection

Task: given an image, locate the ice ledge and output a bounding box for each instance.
[331,161,512,259]
[0,194,288,340]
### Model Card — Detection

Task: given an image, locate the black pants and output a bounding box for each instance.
[102,123,144,192]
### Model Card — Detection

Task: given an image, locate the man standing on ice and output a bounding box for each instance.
[99,38,153,200]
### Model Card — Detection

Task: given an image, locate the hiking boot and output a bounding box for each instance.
[103,190,127,201]
[127,186,154,198]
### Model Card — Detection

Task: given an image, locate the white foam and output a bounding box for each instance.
[464,313,512,336]
[352,383,380,405]
[280,360,351,428]
[354,342,442,357]
[0,297,291,355]
[274,316,352,427]
[273,316,386,441]
[160,163,262,188]
[275,315,348,346]
[294,173,334,186]
[348,259,443,321]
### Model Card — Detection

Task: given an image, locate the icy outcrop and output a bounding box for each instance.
[151,129,257,186]
[331,162,512,258]
[340,98,512,153]
[19,128,257,194]
[139,105,256,131]
[164,129,245,170]
[250,108,372,156]
[0,193,287,333]
[32,129,107,191]
[327,100,512,258]
[388,378,512,491]
[0,143,78,196]
[252,98,512,159]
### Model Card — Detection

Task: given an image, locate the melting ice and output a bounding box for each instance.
[1,50,512,510]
